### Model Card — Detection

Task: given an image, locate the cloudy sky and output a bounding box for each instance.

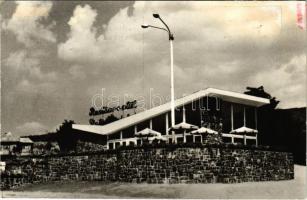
[1,1,306,136]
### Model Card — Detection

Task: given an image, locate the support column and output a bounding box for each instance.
[149,119,153,129]
[243,134,246,145]
[106,135,109,149]
[183,106,186,122]
[256,134,258,147]
[134,125,137,135]
[120,131,123,145]
[231,104,234,144]
[231,104,234,131]
[166,113,169,135]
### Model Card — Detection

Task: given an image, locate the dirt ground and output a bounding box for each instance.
[1,165,306,199]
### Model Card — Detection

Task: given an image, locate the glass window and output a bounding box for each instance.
[233,103,244,129]
[152,114,166,135]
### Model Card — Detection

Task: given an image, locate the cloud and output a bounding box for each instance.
[2,2,305,135]
[58,4,143,64]
[3,1,56,47]
[251,54,306,108]
[69,65,86,79]
[16,121,48,135]
[57,1,305,109]
[5,50,57,82]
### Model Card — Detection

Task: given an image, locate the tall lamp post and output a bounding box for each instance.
[141,14,175,128]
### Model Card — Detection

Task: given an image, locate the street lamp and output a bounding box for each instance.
[141,14,175,130]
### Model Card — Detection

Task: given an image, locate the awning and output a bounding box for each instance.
[191,127,218,135]
[230,126,258,134]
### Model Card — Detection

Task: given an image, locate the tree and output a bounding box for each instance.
[56,119,76,152]
[244,86,279,109]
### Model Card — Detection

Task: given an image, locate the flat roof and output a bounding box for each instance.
[73,87,270,136]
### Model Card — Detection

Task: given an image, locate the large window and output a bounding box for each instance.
[109,131,120,140]
[175,106,183,124]
[122,126,134,138]
[137,120,150,132]
[233,103,244,129]
[185,102,201,127]
[246,106,256,129]
[152,114,166,135]
[221,101,231,133]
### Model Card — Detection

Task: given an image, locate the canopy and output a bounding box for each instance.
[148,135,167,141]
[230,126,258,134]
[191,127,218,135]
[135,128,162,137]
[169,122,199,131]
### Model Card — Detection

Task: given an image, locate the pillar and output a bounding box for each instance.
[243,134,246,145]
[120,131,123,146]
[149,119,153,129]
[183,106,186,122]
[231,104,234,131]
[165,113,169,135]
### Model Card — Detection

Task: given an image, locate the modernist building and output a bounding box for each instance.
[72,88,270,149]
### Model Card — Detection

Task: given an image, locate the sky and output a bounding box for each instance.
[1,1,306,136]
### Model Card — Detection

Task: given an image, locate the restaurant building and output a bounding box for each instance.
[72,88,270,149]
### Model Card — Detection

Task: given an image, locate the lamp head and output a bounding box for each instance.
[141,24,149,28]
[153,13,160,18]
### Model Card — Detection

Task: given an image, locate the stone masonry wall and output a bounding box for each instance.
[1,147,294,189]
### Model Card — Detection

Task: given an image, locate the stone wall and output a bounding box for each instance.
[0,147,294,189]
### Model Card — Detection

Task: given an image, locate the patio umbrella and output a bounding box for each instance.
[135,128,162,137]
[230,126,258,134]
[148,135,167,142]
[168,122,199,132]
[191,127,218,135]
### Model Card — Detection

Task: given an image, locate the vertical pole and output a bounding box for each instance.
[134,125,137,135]
[170,40,175,127]
[170,39,175,144]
